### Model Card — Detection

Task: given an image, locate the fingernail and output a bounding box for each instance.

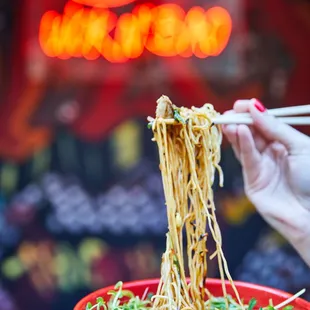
[252,98,266,112]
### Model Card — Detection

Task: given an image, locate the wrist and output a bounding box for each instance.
[286,212,310,267]
[292,233,310,268]
[258,201,310,265]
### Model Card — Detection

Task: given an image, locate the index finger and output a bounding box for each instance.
[234,98,265,113]
[233,99,268,153]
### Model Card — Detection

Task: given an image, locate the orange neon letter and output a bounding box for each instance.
[39,1,233,62]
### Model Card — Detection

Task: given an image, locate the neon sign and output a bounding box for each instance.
[72,0,137,8]
[39,1,232,63]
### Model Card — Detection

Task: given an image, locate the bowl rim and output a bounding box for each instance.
[74,278,310,309]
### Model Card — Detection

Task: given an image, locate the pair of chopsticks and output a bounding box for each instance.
[214,102,310,125]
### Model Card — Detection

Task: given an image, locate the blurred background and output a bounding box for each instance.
[0,0,310,309]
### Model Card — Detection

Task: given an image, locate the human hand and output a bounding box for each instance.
[222,99,310,266]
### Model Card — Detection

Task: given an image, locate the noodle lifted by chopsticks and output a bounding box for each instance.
[149,95,244,310]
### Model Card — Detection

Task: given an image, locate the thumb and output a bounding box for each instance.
[249,105,310,154]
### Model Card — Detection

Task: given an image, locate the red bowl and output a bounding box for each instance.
[74,278,310,309]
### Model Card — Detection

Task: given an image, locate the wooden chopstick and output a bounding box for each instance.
[214,103,310,125]
[260,104,310,116]
[213,116,310,125]
[217,102,310,119]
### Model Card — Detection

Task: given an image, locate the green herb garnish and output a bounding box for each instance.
[85,282,152,310]
[173,109,186,124]
[86,297,107,309]
[248,298,257,310]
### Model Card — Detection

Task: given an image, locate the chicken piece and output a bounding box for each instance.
[156,95,174,119]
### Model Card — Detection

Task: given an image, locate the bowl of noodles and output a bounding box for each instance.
[74,278,310,309]
[75,96,310,310]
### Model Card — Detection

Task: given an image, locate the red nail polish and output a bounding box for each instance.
[253,99,266,112]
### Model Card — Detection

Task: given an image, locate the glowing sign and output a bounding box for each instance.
[39,1,232,62]
[72,0,137,8]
